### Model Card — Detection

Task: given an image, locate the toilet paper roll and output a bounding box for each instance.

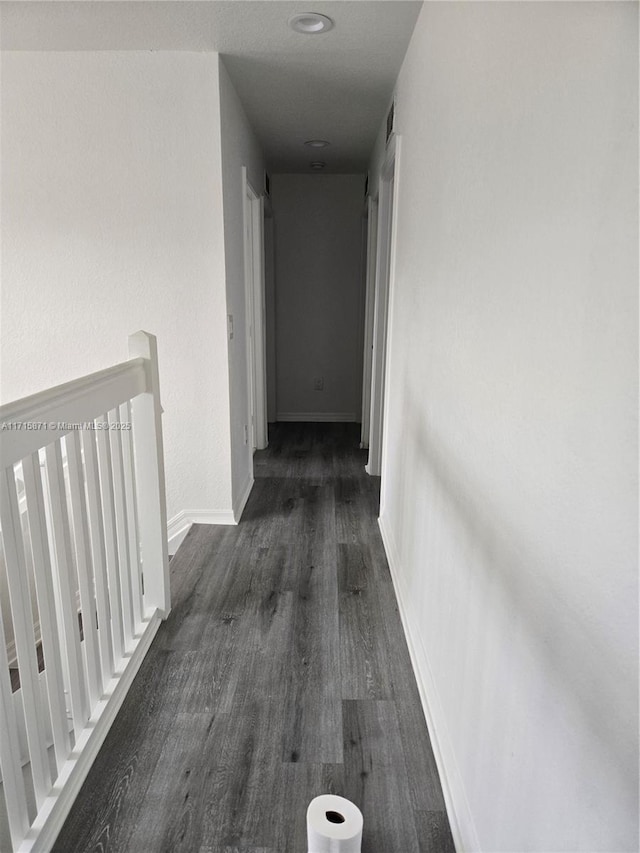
[307,794,363,853]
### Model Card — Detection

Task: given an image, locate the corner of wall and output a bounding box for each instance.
[217,54,266,527]
[233,471,254,523]
[167,507,238,556]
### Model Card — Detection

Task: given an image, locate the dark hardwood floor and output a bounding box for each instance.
[53,423,454,853]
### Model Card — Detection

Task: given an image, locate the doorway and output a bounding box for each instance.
[365,136,399,477]
[242,167,268,452]
[360,194,379,449]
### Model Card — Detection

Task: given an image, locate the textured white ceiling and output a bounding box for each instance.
[0,1,422,172]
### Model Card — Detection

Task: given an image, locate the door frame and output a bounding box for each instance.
[242,167,268,452]
[366,135,400,477]
[360,194,379,449]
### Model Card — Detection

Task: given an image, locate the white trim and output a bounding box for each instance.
[367,134,400,477]
[0,359,147,468]
[255,195,268,450]
[378,512,480,853]
[184,509,236,525]
[242,168,268,453]
[167,508,238,554]
[378,138,403,507]
[276,412,358,423]
[360,195,379,449]
[128,331,170,618]
[19,612,163,853]
[167,511,193,555]
[233,472,254,523]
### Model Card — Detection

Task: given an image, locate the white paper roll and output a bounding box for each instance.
[307,794,363,853]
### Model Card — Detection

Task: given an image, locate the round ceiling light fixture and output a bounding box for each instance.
[310,161,326,170]
[289,13,334,34]
[305,139,330,148]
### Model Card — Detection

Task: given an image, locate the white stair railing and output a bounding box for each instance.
[0,331,170,852]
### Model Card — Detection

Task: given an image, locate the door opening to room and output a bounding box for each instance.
[366,136,398,477]
[242,167,268,451]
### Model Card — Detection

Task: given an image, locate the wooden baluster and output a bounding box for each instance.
[0,601,30,851]
[95,415,124,664]
[0,465,51,807]
[65,432,102,708]
[108,410,134,650]
[22,451,71,773]
[81,429,114,684]
[44,440,89,733]
[120,401,143,633]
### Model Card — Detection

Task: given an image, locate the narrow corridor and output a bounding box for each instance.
[54,424,454,852]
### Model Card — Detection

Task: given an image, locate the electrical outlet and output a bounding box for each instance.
[244,424,248,445]
[313,377,324,391]
[227,314,234,340]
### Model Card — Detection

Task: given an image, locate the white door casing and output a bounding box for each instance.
[366,135,400,479]
[242,167,268,453]
[360,194,379,449]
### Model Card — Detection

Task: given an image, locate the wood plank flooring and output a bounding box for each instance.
[53,423,454,853]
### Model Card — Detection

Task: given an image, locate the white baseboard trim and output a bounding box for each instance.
[233,472,254,523]
[167,508,237,555]
[378,512,480,853]
[276,412,358,423]
[167,511,193,554]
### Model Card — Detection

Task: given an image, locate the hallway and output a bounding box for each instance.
[53,423,454,852]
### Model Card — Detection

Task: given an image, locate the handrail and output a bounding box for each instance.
[0,331,169,853]
[0,358,147,468]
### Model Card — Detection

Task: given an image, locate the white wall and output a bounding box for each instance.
[372,3,639,852]
[0,51,234,527]
[218,57,266,515]
[272,174,366,421]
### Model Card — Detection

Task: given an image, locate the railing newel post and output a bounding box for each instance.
[128,331,170,618]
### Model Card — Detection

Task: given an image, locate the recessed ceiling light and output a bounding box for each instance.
[305,140,330,148]
[289,13,334,34]
[310,161,326,170]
